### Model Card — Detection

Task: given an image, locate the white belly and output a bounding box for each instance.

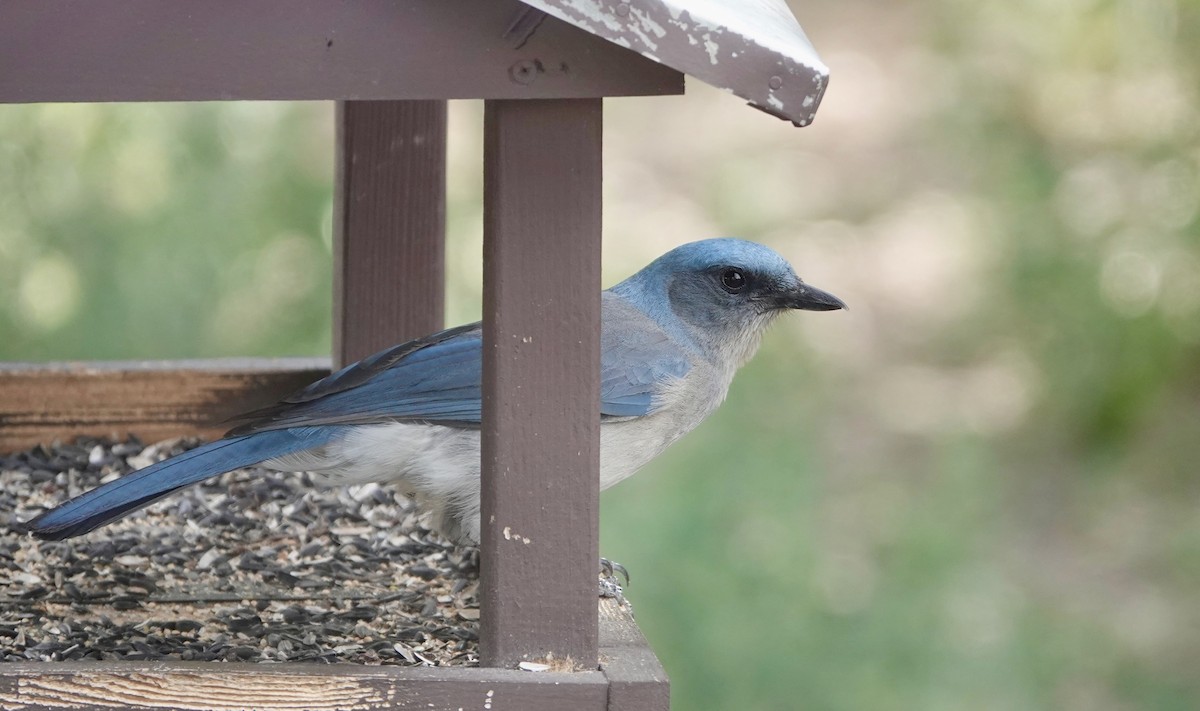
[262,364,732,544]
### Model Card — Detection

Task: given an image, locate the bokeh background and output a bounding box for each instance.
[3,1,1198,708]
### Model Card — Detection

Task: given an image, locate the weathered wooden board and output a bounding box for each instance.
[523,0,828,125]
[0,600,664,711]
[0,360,328,453]
[0,663,609,711]
[600,598,672,711]
[480,98,603,668]
[334,100,448,368]
[0,0,682,103]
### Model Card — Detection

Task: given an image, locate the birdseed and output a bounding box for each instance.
[0,436,480,666]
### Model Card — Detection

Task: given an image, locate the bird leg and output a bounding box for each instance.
[599,558,631,607]
[600,558,629,586]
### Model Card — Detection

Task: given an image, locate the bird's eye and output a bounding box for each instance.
[720,268,748,293]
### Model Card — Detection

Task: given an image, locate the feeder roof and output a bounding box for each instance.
[518,0,828,126]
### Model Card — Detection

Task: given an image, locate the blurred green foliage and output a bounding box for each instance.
[3,0,1199,709]
[0,103,334,359]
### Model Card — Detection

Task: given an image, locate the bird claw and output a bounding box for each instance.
[598,576,628,606]
[598,558,632,610]
[599,558,630,586]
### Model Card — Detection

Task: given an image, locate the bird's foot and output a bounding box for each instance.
[600,558,630,586]
[598,558,632,610]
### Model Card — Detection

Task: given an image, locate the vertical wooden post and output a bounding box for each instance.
[333,100,447,367]
[480,99,603,668]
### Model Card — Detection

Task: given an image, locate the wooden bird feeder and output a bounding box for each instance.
[0,1,827,708]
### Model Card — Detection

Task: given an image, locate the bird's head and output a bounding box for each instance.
[612,238,845,365]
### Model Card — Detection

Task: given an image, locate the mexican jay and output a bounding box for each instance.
[27,239,845,543]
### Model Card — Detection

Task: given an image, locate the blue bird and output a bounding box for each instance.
[26,239,844,544]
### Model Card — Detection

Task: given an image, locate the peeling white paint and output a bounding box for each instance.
[559,0,624,32]
[523,0,826,72]
[501,526,532,545]
[626,22,660,52]
[702,33,720,65]
[519,0,830,123]
[660,0,827,73]
[631,7,667,38]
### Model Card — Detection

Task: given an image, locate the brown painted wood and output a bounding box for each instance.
[0,0,683,104]
[0,662,608,711]
[480,99,603,668]
[0,360,328,453]
[600,599,672,711]
[333,100,447,368]
[0,601,662,710]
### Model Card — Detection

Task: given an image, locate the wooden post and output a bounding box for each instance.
[333,100,447,367]
[480,99,602,668]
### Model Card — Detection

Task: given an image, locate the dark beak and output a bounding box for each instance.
[785,282,847,312]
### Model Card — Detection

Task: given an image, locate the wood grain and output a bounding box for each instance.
[0,601,663,711]
[333,100,447,368]
[600,598,672,711]
[479,99,603,668]
[0,663,608,711]
[0,360,327,453]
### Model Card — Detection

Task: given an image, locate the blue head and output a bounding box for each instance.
[611,238,845,364]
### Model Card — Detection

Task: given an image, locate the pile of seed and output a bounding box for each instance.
[0,436,480,665]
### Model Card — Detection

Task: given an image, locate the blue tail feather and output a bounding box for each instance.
[26,428,336,540]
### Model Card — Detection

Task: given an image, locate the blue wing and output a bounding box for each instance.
[228,323,486,433]
[229,294,691,434]
[27,296,691,540]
